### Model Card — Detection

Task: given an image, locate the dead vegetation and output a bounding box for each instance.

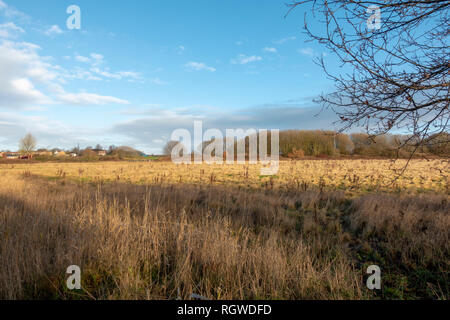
[0,171,448,300]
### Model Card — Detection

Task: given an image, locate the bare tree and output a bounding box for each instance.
[19,133,37,155]
[288,1,449,154]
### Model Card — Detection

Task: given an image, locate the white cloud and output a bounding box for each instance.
[0,40,58,108]
[0,111,118,152]
[67,67,102,81]
[117,71,139,78]
[44,25,63,36]
[0,40,133,109]
[263,47,277,53]
[0,111,70,143]
[298,47,315,57]
[75,53,103,65]
[90,67,119,79]
[150,77,169,85]
[88,67,141,81]
[58,93,130,106]
[0,1,29,20]
[71,53,141,81]
[273,36,296,44]
[185,62,216,72]
[9,78,49,102]
[90,53,104,61]
[75,55,91,63]
[0,22,25,38]
[231,54,262,65]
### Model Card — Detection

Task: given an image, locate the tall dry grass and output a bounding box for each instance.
[0,173,448,299]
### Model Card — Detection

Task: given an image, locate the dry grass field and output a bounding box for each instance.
[1,159,448,194]
[0,159,448,300]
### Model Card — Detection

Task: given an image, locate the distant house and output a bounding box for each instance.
[70,153,78,157]
[54,151,67,157]
[36,151,52,157]
[92,149,107,156]
[0,152,4,158]
[5,152,20,159]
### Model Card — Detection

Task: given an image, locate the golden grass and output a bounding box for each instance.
[1,159,448,195]
[0,160,448,300]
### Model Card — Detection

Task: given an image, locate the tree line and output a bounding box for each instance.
[280,131,449,158]
[0,134,147,160]
[165,131,450,159]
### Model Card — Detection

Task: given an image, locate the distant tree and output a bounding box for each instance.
[350,133,400,157]
[95,144,103,151]
[279,130,335,157]
[426,132,450,157]
[163,141,183,156]
[19,133,37,155]
[71,145,80,155]
[81,149,98,160]
[200,139,224,157]
[107,146,143,159]
[116,146,141,156]
[335,134,354,155]
[108,145,117,155]
[350,133,371,155]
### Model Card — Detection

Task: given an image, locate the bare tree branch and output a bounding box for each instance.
[287,0,449,153]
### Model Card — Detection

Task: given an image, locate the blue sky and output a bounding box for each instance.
[0,0,341,153]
